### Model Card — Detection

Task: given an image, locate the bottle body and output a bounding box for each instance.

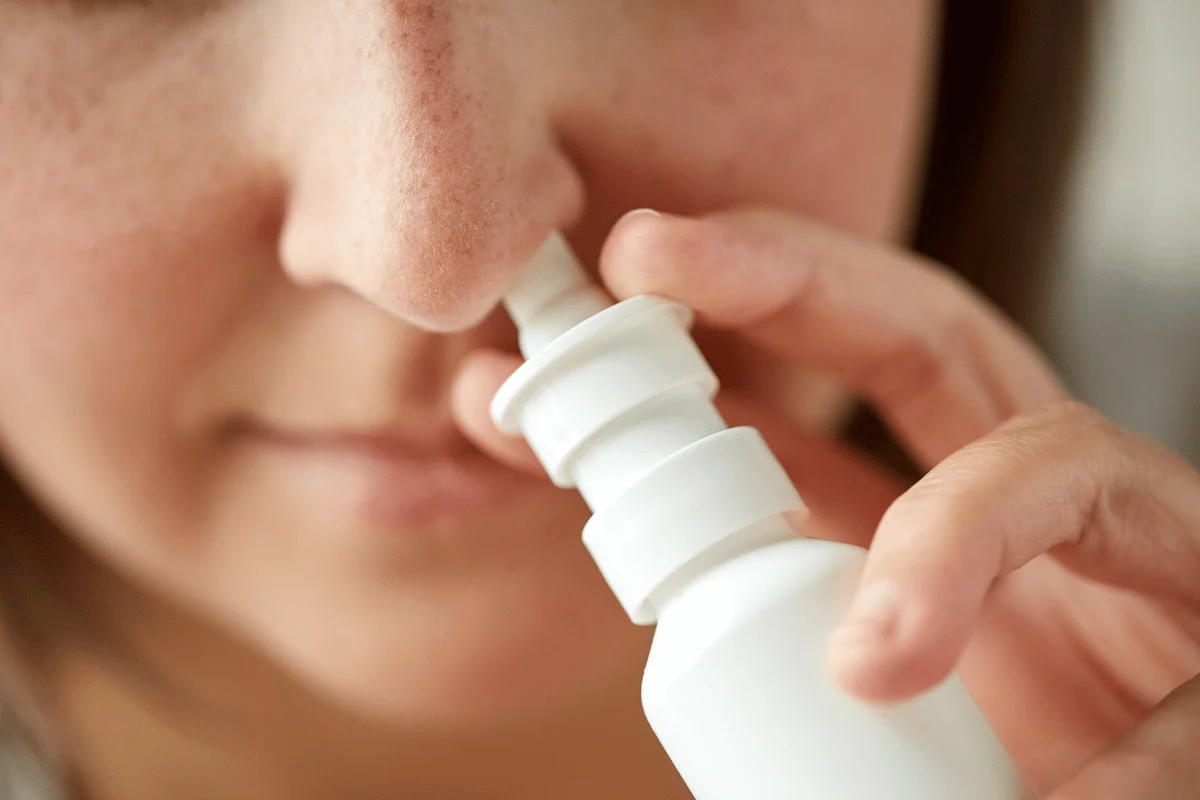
[643,534,1025,800]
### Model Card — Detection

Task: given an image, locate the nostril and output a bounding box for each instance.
[278,245,334,293]
[378,223,564,334]
[279,185,564,332]
[278,176,346,292]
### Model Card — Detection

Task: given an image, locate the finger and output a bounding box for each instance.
[826,400,1200,701]
[600,208,1064,468]
[451,349,545,475]
[1049,674,1200,800]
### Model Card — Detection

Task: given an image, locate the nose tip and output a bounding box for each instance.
[338,170,538,331]
[281,148,582,332]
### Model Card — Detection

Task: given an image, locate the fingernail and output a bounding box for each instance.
[833,582,903,647]
[619,208,662,223]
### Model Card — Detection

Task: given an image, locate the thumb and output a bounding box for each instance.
[1049,674,1200,800]
[451,348,546,475]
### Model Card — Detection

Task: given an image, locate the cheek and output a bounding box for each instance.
[0,5,276,403]
[568,0,934,250]
[0,13,280,555]
[0,247,241,614]
[0,183,274,445]
[0,196,275,569]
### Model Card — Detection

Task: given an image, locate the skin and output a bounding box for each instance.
[0,2,1198,799]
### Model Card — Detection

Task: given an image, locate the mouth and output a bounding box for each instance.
[232,422,550,531]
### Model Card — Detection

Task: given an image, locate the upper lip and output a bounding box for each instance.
[230,419,476,460]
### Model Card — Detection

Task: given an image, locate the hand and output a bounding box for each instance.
[453,209,1200,798]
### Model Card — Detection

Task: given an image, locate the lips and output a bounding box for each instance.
[234,422,549,531]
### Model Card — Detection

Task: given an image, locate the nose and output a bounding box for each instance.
[268,1,585,331]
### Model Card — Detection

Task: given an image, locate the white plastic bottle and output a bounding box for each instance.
[491,233,1025,799]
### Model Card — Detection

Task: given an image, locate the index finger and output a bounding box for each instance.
[829,400,1200,703]
[600,208,1065,468]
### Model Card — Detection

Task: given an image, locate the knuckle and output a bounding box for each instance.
[996,401,1127,487]
[1014,399,1118,445]
[997,400,1133,546]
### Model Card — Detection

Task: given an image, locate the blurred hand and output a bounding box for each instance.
[454,208,1200,798]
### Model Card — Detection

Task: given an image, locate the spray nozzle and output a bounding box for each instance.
[501,233,613,358]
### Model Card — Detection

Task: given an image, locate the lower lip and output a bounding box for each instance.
[244,436,553,531]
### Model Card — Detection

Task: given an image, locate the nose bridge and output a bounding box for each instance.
[277,1,584,331]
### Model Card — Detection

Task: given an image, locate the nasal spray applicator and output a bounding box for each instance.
[490,233,1024,799]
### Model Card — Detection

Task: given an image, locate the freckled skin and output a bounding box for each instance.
[0,0,933,753]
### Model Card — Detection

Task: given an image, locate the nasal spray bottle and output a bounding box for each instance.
[490,233,1024,799]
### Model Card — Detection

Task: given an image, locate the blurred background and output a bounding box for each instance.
[1047,0,1200,465]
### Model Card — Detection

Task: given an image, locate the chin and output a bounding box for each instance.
[253,537,651,726]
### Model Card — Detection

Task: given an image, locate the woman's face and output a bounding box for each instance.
[0,0,934,720]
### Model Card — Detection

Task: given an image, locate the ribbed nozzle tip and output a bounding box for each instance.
[503,233,613,358]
